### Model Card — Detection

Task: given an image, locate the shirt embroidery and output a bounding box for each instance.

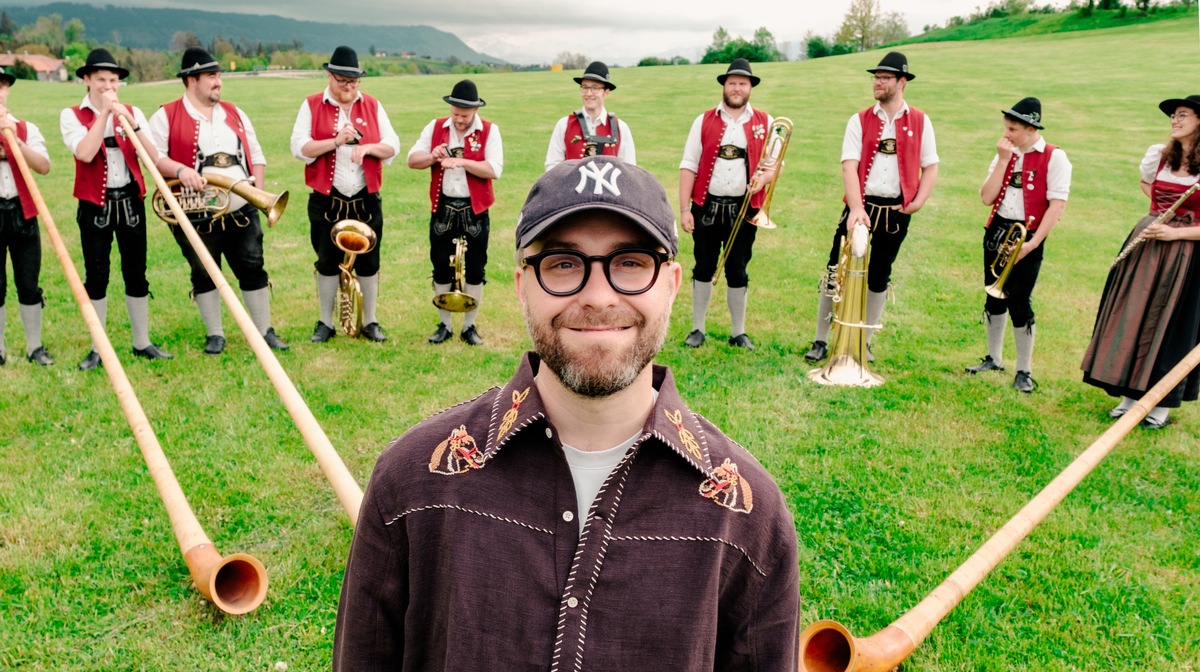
[497,387,530,439]
[663,408,702,461]
[699,458,754,514]
[429,424,485,475]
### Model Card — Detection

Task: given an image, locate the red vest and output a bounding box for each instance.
[162,99,253,174]
[985,143,1057,232]
[0,120,38,220]
[428,118,495,215]
[1150,157,1200,222]
[303,91,384,195]
[690,107,769,209]
[70,106,147,208]
[856,106,925,210]
[564,112,620,160]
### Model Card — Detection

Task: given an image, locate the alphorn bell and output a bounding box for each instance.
[115,115,365,525]
[1,126,267,614]
[799,339,1200,671]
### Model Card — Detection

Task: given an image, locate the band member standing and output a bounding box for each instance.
[966,98,1070,393]
[804,52,939,364]
[544,61,635,171]
[60,49,173,371]
[148,47,288,355]
[0,66,53,366]
[407,80,503,346]
[290,46,400,344]
[679,59,775,351]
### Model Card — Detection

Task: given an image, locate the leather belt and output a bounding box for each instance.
[106,184,138,201]
[0,196,19,212]
[200,152,239,169]
[717,144,746,161]
[878,138,897,155]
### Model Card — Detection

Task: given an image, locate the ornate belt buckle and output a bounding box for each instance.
[209,152,237,168]
[878,138,897,155]
[718,144,741,161]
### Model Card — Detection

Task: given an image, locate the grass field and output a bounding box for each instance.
[2,16,1199,671]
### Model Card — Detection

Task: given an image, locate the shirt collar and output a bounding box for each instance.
[182,94,220,122]
[581,105,609,126]
[440,114,483,137]
[484,352,718,479]
[718,101,754,124]
[322,88,363,106]
[80,94,100,114]
[872,101,910,120]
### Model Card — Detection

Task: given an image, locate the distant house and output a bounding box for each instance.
[374,51,388,58]
[0,53,69,82]
[399,51,416,59]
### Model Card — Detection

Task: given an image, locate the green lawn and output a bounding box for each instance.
[2,16,1199,671]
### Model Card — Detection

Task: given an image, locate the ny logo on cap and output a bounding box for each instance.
[575,160,622,196]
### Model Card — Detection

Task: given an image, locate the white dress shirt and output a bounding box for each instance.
[544,105,636,171]
[680,102,773,198]
[0,115,48,201]
[59,96,150,190]
[841,102,939,199]
[985,137,1072,221]
[407,115,504,199]
[289,88,401,195]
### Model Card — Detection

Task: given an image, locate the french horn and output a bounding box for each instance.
[152,172,289,227]
[331,219,378,337]
[433,236,477,312]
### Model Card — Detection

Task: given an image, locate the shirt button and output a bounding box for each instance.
[562,510,574,522]
[545,428,553,439]
[566,597,579,608]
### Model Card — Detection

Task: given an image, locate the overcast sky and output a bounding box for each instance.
[19,0,1054,64]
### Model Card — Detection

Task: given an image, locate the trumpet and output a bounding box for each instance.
[331,219,378,337]
[433,236,477,312]
[713,117,792,284]
[152,172,289,227]
[984,219,1028,300]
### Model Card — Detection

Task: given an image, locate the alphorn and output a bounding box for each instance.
[114,115,365,524]
[799,339,1200,672]
[1,126,267,614]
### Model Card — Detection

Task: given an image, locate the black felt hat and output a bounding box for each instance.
[76,48,129,80]
[0,67,14,87]
[176,47,221,78]
[717,58,760,87]
[443,79,486,108]
[1002,97,1044,129]
[1159,95,1200,117]
[867,51,915,80]
[574,61,616,91]
[323,46,364,78]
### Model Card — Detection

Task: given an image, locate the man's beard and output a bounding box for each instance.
[874,88,895,104]
[723,92,749,109]
[525,304,670,398]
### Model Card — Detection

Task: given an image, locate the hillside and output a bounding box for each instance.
[903,3,1196,44]
[4,2,507,64]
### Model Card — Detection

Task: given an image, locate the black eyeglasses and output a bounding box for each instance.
[522,248,672,296]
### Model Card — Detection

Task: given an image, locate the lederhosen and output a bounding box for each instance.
[163,99,268,294]
[981,144,1057,328]
[0,120,44,308]
[304,92,385,278]
[563,111,621,160]
[428,118,494,287]
[689,108,768,288]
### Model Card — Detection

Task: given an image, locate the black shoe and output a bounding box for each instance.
[26,346,54,366]
[263,327,289,351]
[311,321,336,343]
[1014,370,1037,394]
[966,355,1004,374]
[361,322,387,343]
[1141,414,1171,430]
[133,344,174,360]
[460,325,484,346]
[804,340,827,362]
[428,323,453,344]
[866,343,876,363]
[683,329,706,348]
[0,351,5,366]
[78,350,102,370]
[728,333,755,351]
[204,335,226,355]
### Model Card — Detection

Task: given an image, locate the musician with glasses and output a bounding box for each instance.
[1083,95,1200,429]
[149,47,288,355]
[290,45,400,344]
[679,58,776,351]
[965,97,1071,394]
[407,79,503,346]
[804,52,939,365]
[0,66,53,367]
[544,61,635,171]
[334,156,799,671]
[61,49,173,371]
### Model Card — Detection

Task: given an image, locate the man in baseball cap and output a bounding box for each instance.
[334,155,800,671]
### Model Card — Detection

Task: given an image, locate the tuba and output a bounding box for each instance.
[713,117,792,283]
[331,220,378,337]
[807,223,884,388]
[984,218,1028,300]
[432,236,477,312]
[153,172,289,227]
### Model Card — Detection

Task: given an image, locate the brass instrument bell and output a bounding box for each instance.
[331,219,378,337]
[432,236,477,312]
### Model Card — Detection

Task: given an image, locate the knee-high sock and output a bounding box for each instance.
[1014,322,1035,373]
[88,297,108,350]
[18,302,44,355]
[814,293,834,343]
[463,283,484,329]
[727,286,749,337]
[317,273,339,328]
[692,280,713,333]
[195,290,223,337]
[358,274,380,325]
[242,287,272,335]
[986,311,1008,365]
[434,283,453,327]
[865,290,887,344]
[126,295,151,350]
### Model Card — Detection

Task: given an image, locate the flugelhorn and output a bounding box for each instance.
[1110,183,1200,270]
[799,338,1200,672]
[433,236,477,312]
[2,125,268,614]
[984,218,1028,300]
[807,222,883,388]
[332,219,378,337]
[152,171,289,227]
[713,117,792,284]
